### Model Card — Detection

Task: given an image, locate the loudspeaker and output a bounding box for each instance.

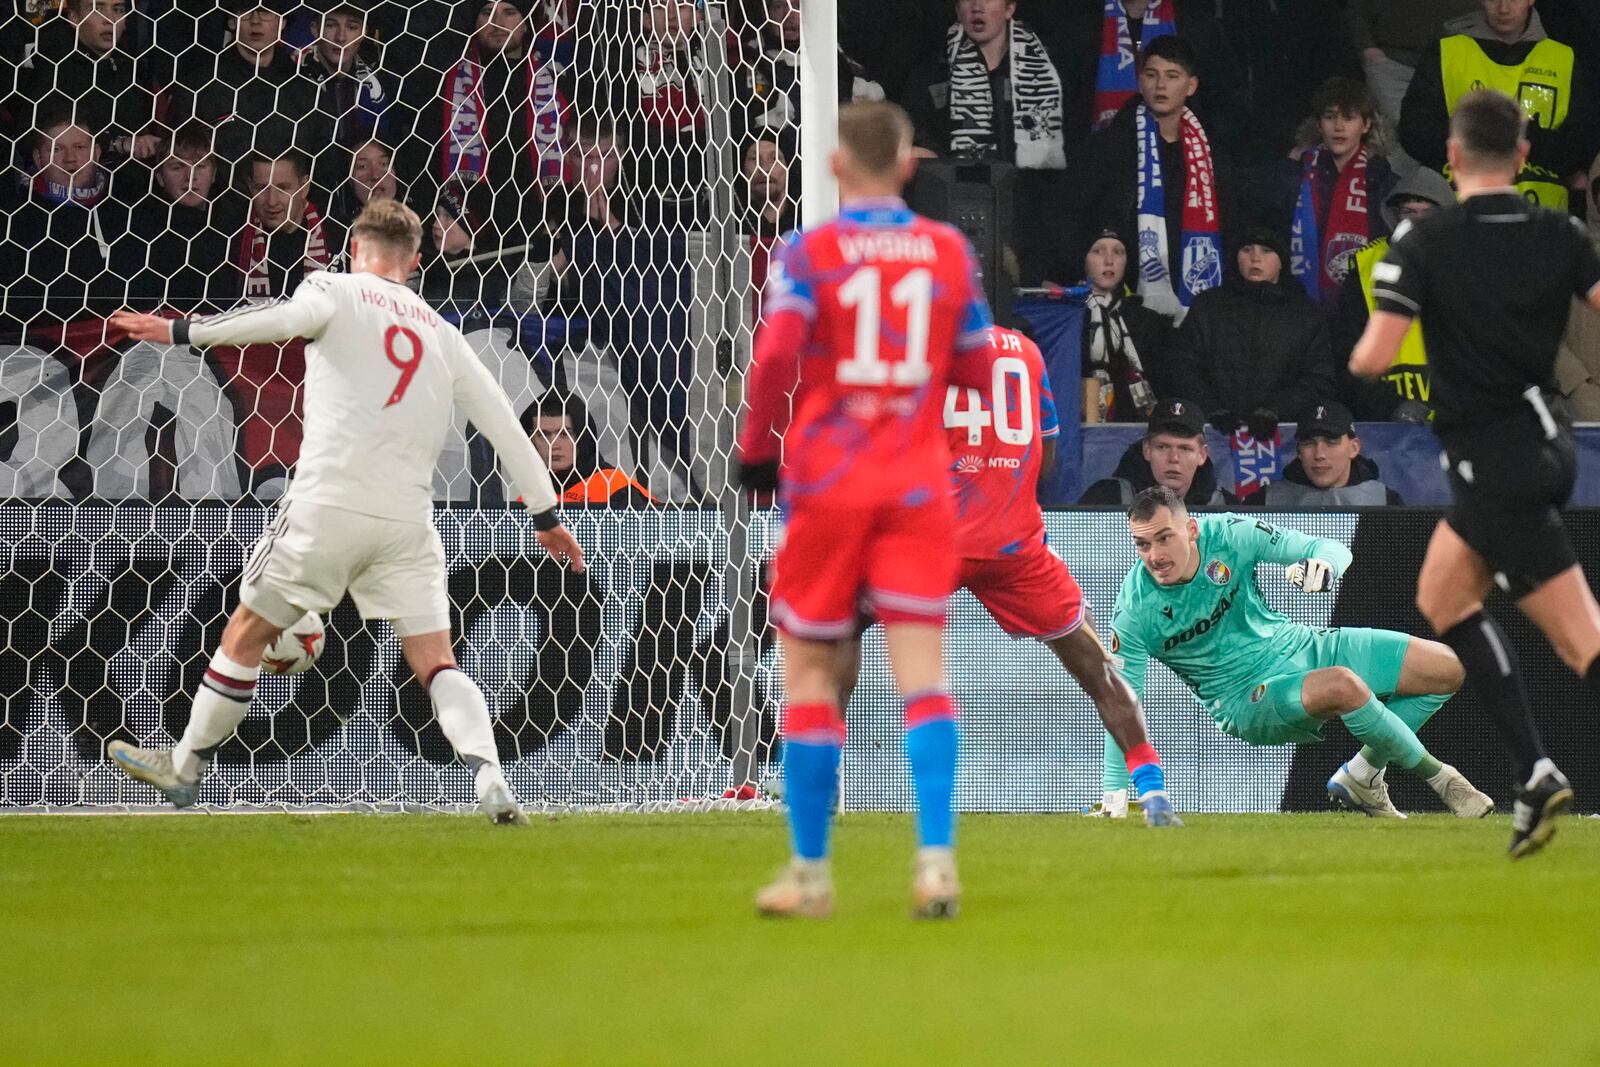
[904,158,1017,327]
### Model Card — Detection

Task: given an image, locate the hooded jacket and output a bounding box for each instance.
[1556,151,1600,418]
[1165,229,1335,420]
[1262,453,1403,506]
[1078,438,1231,506]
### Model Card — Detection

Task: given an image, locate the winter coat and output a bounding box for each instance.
[0,178,123,335]
[116,188,246,313]
[13,21,162,158]
[1262,454,1404,506]
[1263,149,1400,254]
[1165,270,1335,421]
[1080,291,1176,421]
[189,47,331,168]
[1078,438,1231,506]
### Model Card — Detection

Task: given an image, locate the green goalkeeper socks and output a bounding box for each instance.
[1102,730,1130,794]
[1342,693,1436,775]
[1358,692,1451,769]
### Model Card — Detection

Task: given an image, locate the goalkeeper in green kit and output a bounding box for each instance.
[1097,485,1493,819]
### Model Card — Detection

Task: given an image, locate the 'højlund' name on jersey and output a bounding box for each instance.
[838,232,938,264]
[359,286,441,327]
[1162,582,1242,652]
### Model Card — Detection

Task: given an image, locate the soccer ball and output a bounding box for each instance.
[260,612,326,676]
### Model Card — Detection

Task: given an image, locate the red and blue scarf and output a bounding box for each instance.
[1135,105,1221,319]
[1289,146,1370,307]
[1093,0,1175,131]
[441,38,569,185]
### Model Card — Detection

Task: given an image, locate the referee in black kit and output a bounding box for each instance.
[1351,88,1600,859]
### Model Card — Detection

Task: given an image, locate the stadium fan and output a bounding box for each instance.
[1050,0,1246,151]
[408,0,570,247]
[547,121,630,233]
[299,0,395,150]
[0,113,124,335]
[1078,399,1229,507]
[323,138,408,232]
[187,0,333,170]
[116,122,247,313]
[104,198,585,823]
[238,150,343,300]
[520,392,652,506]
[1263,78,1401,312]
[12,0,166,165]
[1399,0,1599,209]
[419,178,510,315]
[1330,164,1454,419]
[735,100,993,920]
[740,135,793,238]
[899,0,1070,283]
[1164,225,1334,442]
[1556,150,1600,419]
[737,0,883,160]
[1106,485,1491,820]
[1071,35,1235,324]
[1260,402,1405,507]
[1079,223,1172,424]
[1351,89,1600,856]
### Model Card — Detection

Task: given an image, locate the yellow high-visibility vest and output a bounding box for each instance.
[1355,238,1432,407]
[1440,35,1574,209]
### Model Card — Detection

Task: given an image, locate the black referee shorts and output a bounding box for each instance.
[1440,418,1577,599]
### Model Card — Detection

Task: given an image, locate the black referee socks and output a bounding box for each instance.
[1440,612,1546,784]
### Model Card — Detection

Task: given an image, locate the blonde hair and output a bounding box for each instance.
[837,100,913,176]
[351,198,422,257]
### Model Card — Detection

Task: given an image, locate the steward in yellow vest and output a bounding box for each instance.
[1331,165,1455,418]
[1398,10,1594,210]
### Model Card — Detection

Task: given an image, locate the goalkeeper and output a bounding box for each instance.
[1101,486,1493,818]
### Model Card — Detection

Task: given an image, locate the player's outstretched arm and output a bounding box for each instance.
[1227,516,1353,584]
[115,274,339,350]
[448,333,585,571]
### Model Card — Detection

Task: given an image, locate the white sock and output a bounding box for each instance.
[172,651,259,781]
[1347,751,1382,785]
[1525,757,1557,790]
[429,668,500,770]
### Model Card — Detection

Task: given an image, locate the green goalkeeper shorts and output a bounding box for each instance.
[1210,627,1414,746]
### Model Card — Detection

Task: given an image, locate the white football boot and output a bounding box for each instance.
[755,858,834,919]
[1432,764,1494,819]
[475,766,527,826]
[1328,762,1406,818]
[107,741,199,808]
[911,847,961,920]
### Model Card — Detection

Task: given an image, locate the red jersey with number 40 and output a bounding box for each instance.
[738,199,994,508]
[945,326,1060,559]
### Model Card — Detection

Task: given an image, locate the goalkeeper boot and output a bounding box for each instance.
[1433,764,1494,819]
[1509,760,1574,860]
[107,741,198,809]
[1328,762,1405,818]
[475,766,528,826]
[755,858,834,919]
[1141,791,1183,828]
[911,847,960,920]
[1084,788,1129,819]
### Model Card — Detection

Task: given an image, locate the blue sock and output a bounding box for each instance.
[905,691,958,848]
[1130,761,1166,797]
[783,739,841,860]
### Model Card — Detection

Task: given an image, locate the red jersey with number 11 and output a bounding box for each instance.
[738,198,994,508]
[945,327,1060,559]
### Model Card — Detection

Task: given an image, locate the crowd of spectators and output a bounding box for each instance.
[0,0,1598,504]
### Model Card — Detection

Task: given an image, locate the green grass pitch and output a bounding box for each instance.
[4,811,1598,1065]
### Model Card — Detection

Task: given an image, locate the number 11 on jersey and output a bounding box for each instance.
[835,267,933,386]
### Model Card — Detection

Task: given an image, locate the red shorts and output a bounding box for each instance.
[958,542,1085,640]
[770,498,957,639]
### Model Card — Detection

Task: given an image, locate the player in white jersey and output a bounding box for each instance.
[103,201,583,824]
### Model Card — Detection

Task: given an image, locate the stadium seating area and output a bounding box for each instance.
[1,0,1598,503]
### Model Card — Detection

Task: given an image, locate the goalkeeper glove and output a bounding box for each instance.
[1285,558,1333,592]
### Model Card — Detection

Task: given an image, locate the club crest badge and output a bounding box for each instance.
[1205,559,1231,585]
[1249,684,1266,704]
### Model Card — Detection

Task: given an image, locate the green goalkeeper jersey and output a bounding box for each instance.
[1109,514,1354,707]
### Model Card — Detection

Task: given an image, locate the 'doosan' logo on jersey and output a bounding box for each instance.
[1205,560,1231,585]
